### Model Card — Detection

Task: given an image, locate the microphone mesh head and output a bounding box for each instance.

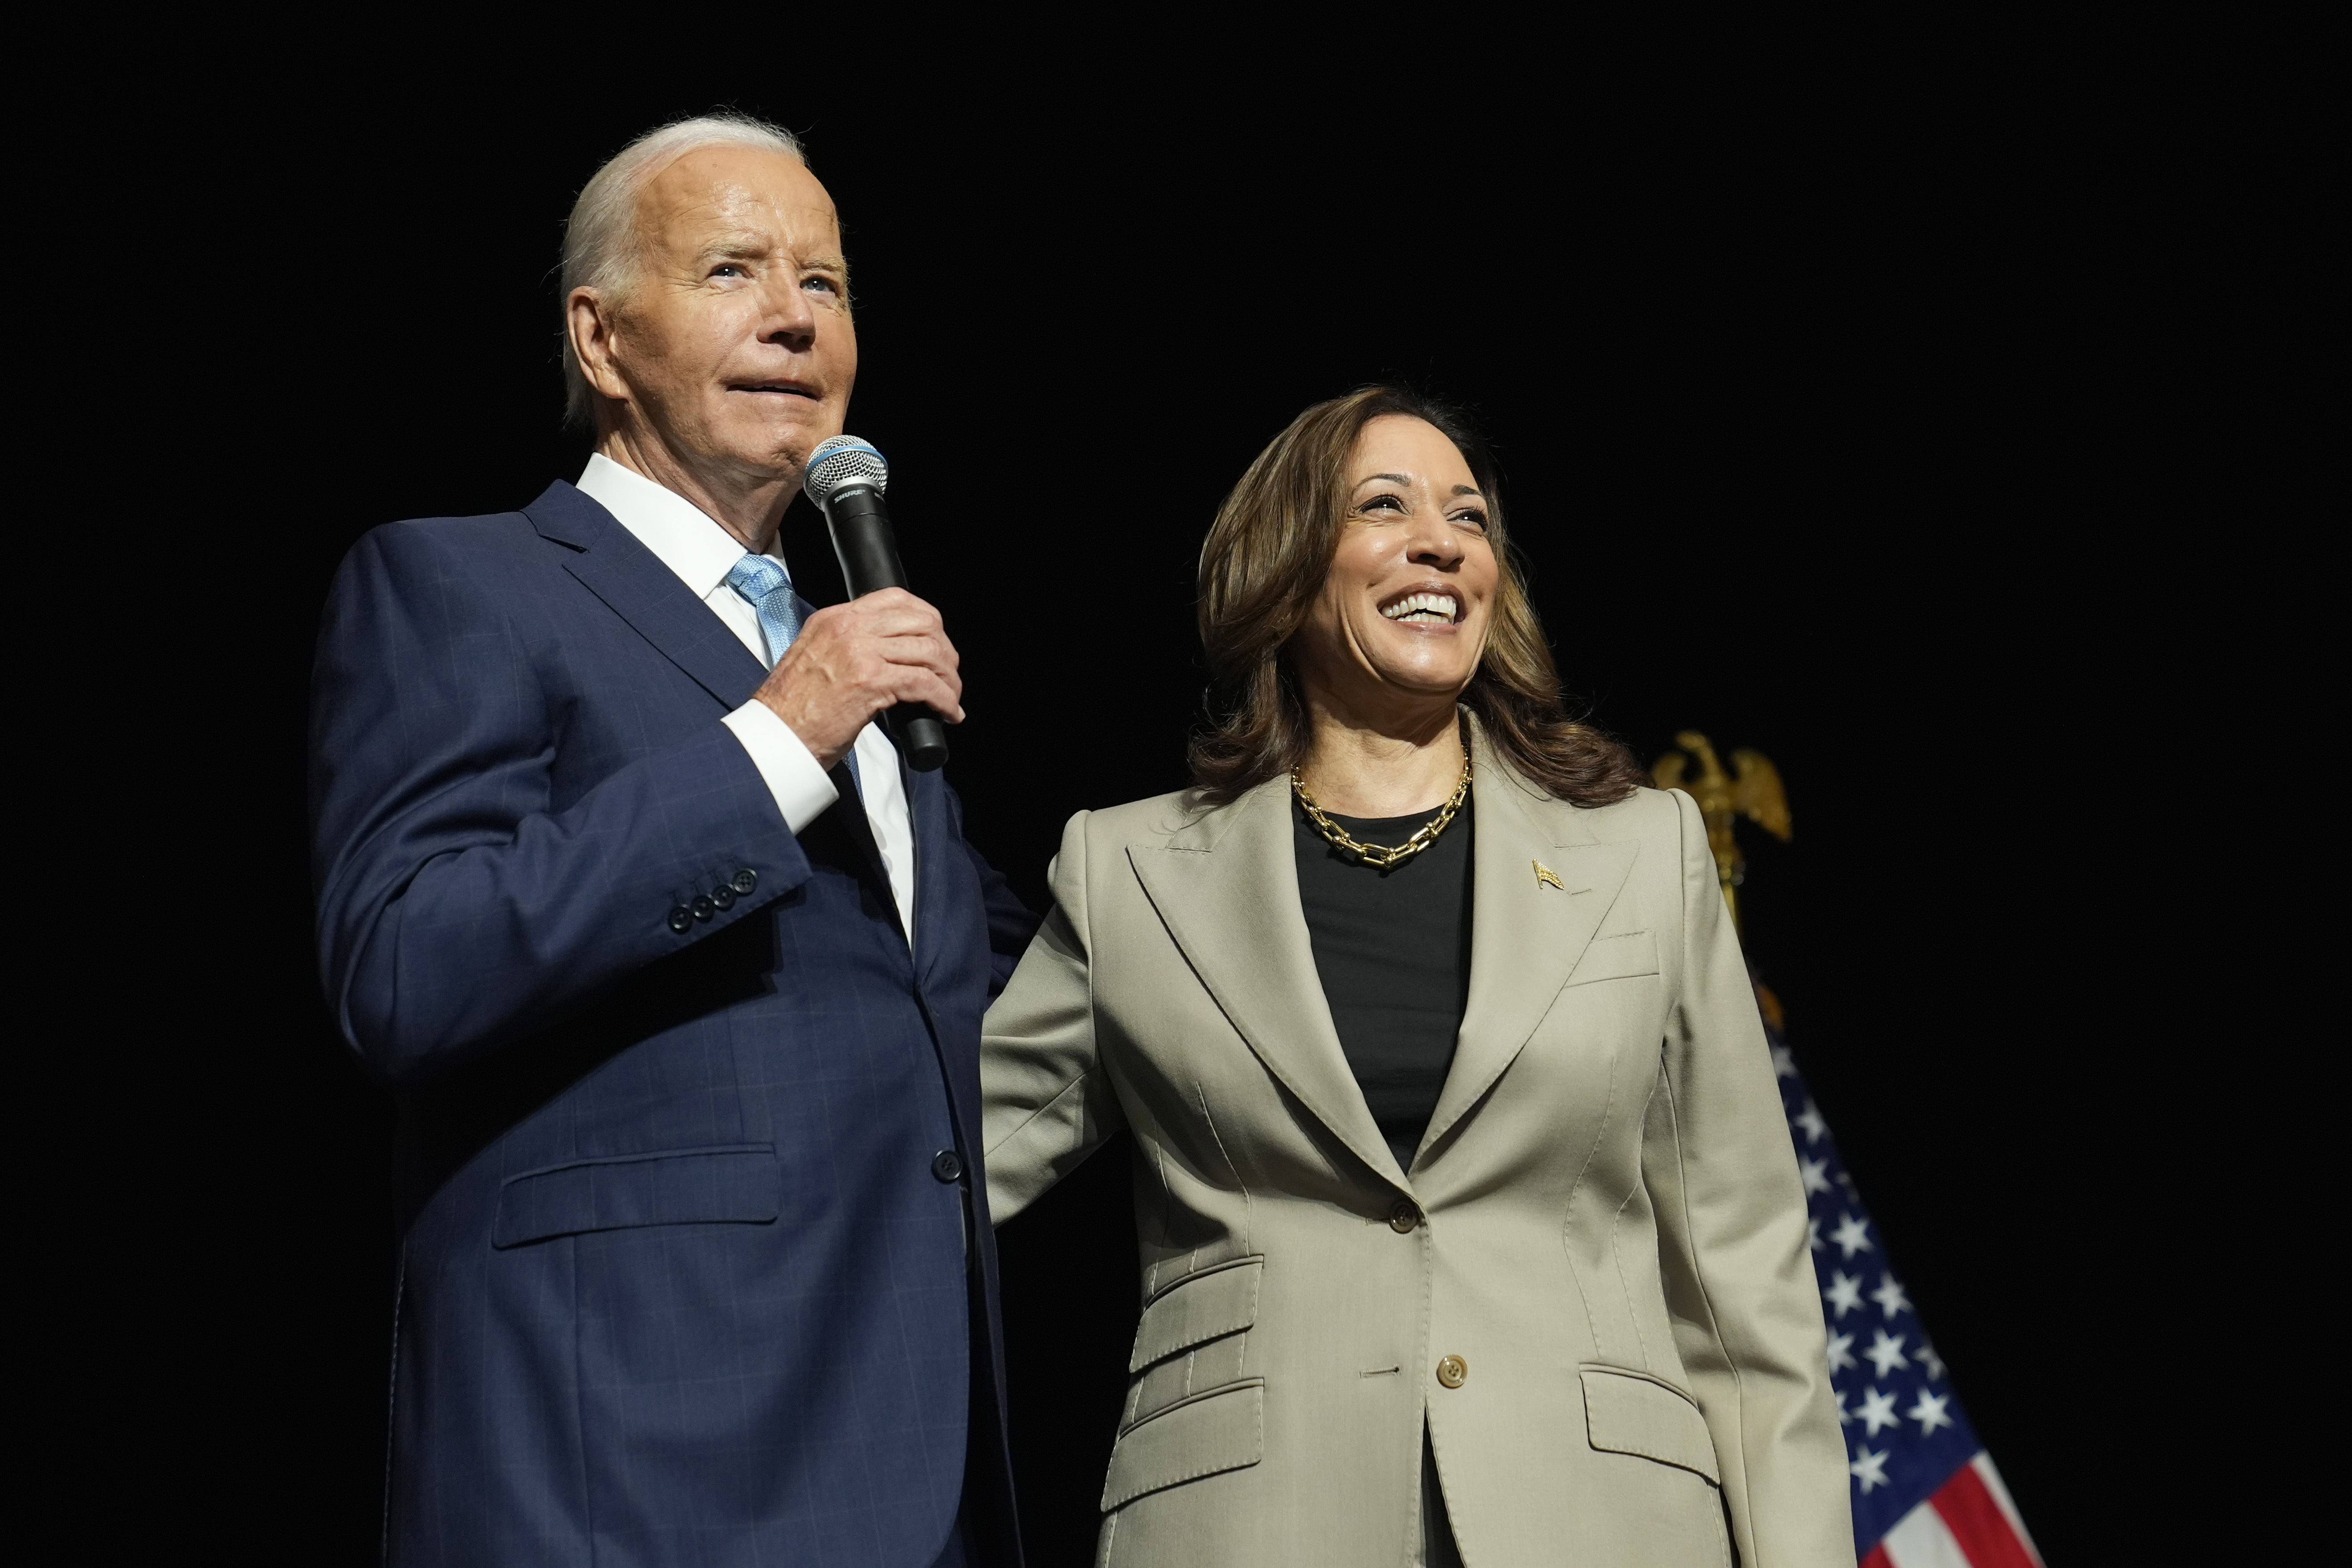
[802,435,889,506]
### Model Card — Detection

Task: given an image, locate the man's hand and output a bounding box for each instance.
[756,588,964,770]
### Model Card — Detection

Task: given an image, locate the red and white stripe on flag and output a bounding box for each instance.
[1860,1454,2043,1568]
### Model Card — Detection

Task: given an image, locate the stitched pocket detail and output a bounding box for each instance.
[1564,929,1660,987]
[1129,1255,1265,1373]
[1101,1379,1265,1512]
[1581,1366,1721,1485]
[491,1144,778,1248]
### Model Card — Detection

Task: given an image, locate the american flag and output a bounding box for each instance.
[1766,1018,2045,1568]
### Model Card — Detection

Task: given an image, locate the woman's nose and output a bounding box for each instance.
[1405,510,1465,566]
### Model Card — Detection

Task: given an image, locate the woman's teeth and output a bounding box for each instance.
[1382,592,1460,624]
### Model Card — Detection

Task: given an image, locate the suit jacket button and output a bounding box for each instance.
[667,907,694,934]
[1436,1355,1469,1389]
[931,1150,965,1184]
[731,868,758,895]
[691,895,716,921]
[710,884,736,911]
[1389,1202,1419,1234]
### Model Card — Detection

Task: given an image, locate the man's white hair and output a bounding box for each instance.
[560,113,807,428]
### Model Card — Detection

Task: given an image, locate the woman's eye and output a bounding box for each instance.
[1359,493,1405,514]
[1453,510,1490,532]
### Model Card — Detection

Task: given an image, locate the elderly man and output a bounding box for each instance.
[310,116,1033,1567]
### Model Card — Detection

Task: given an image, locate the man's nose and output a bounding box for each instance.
[758,276,818,350]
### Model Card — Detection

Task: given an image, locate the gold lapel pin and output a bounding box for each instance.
[1533,860,1564,891]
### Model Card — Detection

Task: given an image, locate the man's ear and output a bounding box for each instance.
[566,288,631,405]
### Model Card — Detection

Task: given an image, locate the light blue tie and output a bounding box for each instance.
[726,555,804,663]
[727,555,859,797]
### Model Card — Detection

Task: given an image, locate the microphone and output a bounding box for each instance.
[801,435,949,772]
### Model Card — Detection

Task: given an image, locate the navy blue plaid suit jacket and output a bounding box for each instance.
[309,479,1035,1566]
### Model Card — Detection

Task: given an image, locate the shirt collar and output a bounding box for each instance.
[575,451,790,598]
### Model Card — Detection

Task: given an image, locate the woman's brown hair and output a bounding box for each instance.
[1188,386,1648,808]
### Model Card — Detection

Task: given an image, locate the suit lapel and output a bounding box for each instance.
[1422,724,1640,1155]
[526,482,767,711]
[532,482,924,962]
[1125,777,1404,1188]
[910,757,953,990]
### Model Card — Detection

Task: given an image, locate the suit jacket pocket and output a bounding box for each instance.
[1563,930,1659,987]
[1130,1255,1265,1373]
[1101,1379,1264,1512]
[1580,1367,1721,1485]
[492,1144,778,1248]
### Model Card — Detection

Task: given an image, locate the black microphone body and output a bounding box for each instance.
[819,482,950,772]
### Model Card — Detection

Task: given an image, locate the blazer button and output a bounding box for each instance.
[931,1150,965,1184]
[1436,1355,1469,1389]
[1389,1202,1419,1234]
[691,895,716,921]
[667,907,693,934]
[710,884,737,911]
[731,868,758,895]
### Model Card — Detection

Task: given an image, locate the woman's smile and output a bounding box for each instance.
[1378,589,1463,624]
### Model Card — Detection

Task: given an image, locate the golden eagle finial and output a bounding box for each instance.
[1652,730,1792,931]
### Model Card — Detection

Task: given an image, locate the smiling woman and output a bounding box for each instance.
[978,387,1855,1566]
[1189,387,1648,810]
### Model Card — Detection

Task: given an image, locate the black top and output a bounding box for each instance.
[1293,792,1475,1172]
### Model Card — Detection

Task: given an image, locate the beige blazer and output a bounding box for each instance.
[981,722,1852,1567]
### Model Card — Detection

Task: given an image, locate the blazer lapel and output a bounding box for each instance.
[1125,777,1405,1189]
[910,757,953,990]
[532,482,918,957]
[1422,724,1641,1156]
[526,481,767,711]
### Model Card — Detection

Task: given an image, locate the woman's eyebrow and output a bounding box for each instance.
[1452,485,1485,499]
[1358,472,1415,486]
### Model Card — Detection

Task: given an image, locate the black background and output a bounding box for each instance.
[128,35,2293,1564]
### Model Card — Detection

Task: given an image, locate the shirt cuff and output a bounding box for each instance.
[722,700,840,834]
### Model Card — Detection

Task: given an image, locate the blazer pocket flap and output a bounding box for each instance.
[1130,1256,1265,1373]
[1581,1369,1721,1485]
[1564,930,1659,987]
[493,1144,778,1249]
[1101,1380,1264,1512]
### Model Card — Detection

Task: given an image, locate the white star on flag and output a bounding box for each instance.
[1907,1389,1954,1435]
[1765,1035,2042,1565]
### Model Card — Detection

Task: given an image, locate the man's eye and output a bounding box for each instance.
[804,275,841,294]
[711,264,746,280]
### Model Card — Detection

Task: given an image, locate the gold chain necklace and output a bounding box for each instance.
[1292,739,1473,870]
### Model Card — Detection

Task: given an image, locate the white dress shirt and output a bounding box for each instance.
[575,453,917,944]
